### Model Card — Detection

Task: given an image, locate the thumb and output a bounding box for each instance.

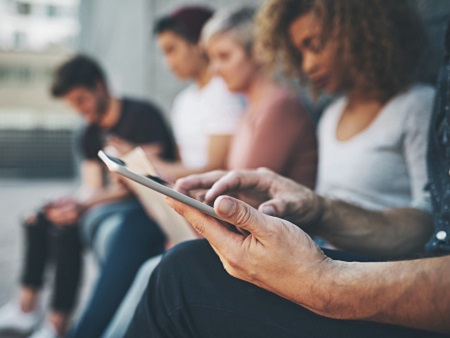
[258,198,288,218]
[215,196,271,236]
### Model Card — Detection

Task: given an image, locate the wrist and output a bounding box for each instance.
[76,201,88,215]
[302,258,356,319]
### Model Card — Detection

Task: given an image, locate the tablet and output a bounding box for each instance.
[98,150,223,221]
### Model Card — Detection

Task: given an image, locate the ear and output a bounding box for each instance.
[95,81,108,95]
[194,42,209,63]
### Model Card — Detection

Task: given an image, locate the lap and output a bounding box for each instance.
[127,240,445,338]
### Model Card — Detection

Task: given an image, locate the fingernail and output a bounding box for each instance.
[217,198,236,216]
[261,205,276,216]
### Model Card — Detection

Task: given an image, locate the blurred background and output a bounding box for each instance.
[0,0,449,334]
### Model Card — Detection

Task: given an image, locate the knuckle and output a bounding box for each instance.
[234,206,253,226]
[193,223,205,236]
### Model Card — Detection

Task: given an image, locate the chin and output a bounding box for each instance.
[226,82,242,93]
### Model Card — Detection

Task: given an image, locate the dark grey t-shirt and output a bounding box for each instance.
[77,97,176,162]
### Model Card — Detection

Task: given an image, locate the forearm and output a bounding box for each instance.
[158,160,223,182]
[301,255,450,334]
[313,197,433,258]
[78,185,131,210]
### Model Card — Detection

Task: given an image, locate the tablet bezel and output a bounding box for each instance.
[98,150,223,221]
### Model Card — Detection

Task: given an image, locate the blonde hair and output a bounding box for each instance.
[202,7,256,54]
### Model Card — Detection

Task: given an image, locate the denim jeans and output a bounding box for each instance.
[69,200,165,338]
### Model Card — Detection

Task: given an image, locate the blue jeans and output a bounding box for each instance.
[69,199,165,338]
[126,240,447,338]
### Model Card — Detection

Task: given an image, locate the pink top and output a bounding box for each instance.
[227,87,317,188]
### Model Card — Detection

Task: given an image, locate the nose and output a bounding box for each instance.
[302,52,318,77]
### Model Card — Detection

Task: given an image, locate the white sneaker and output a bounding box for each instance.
[28,322,60,338]
[0,301,43,334]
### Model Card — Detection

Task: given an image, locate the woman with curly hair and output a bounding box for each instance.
[257,0,434,214]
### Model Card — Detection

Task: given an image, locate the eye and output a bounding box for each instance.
[309,38,325,53]
[303,36,323,54]
[218,51,229,61]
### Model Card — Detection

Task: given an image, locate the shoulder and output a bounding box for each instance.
[174,84,197,102]
[253,87,316,134]
[203,77,229,95]
[262,87,308,118]
[172,85,197,111]
[123,97,163,114]
[121,97,165,123]
[388,84,435,116]
[202,78,244,120]
[203,77,243,104]
[387,85,436,133]
[321,96,346,118]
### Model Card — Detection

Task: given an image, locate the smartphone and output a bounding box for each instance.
[98,150,223,221]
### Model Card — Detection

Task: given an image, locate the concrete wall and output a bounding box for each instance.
[78,0,450,115]
[78,0,262,113]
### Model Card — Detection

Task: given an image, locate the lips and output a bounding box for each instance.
[310,74,330,90]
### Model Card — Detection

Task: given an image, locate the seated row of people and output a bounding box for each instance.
[125,1,449,337]
[0,0,447,337]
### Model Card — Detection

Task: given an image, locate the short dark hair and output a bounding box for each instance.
[51,55,107,98]
[153,6,213,44]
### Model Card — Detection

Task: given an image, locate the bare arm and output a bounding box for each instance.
[177,168,433,258]
[166,191,450,334]
[314,255,450,334]
[77,159,131,208]
[46,160,131,225]
[314,199,433,258]
[148,134,232,182]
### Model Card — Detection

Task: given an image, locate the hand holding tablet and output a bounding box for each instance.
[98,150,224,221]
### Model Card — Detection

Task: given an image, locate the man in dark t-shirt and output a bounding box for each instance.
[78,98,176,163]
[0,55,175,338]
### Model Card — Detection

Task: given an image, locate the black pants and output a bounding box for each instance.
[126,240,448,338]
[21,212,82,313]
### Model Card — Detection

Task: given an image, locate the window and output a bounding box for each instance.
[46,5,57,18]
[16,1,31,15]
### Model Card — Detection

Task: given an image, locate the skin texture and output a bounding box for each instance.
[167,168,449,334]
[207,33,260,93]
[157,31,209,83]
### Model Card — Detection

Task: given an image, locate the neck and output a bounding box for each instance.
[99,97,121,128]
[347,87,386,107]
[245,69,273,105]
[194,60,213,88]
[346,94,383,110]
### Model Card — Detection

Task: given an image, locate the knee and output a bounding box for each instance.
[23,211,47,228]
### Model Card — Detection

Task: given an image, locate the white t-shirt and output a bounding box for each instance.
[316,84,435,211]
[171,77,244,168]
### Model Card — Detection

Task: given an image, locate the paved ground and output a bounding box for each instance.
[0,179,96,338]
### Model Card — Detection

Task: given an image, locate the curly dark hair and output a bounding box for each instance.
[255,0,428,101]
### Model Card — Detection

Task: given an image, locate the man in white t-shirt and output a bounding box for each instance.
[148,6,244,182]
